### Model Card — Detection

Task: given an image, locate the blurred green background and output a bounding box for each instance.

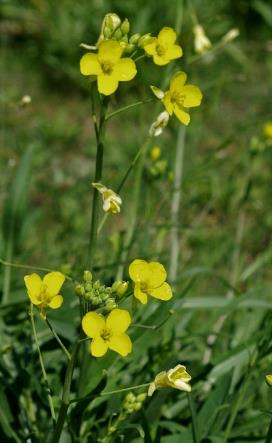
[1,0,272,442]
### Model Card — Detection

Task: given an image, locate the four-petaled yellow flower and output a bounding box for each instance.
[148,364,192,396]
[143,27,183,65]
[129,259,172,304]
[80,40,137,96]
[82,308,132,357]
[151,71,203,125]
[24,272,65,319]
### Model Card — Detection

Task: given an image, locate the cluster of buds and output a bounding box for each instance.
[75,271,128,310]
[123,392,147,414]
[96,12,152,55]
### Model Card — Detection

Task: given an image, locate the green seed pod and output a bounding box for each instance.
[83,270,92,283]
[120,18,130,35]
[129,33,141,44]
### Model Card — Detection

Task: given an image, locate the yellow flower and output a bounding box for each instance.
[129,259,172,304]
[82,308,132,357]
[92,182,122,214]
[193,25,211,54]
[151,71,202,126]
[80,40,137,95]
[263,122,272,139]
[148,364,192,396]
[143,27,183,65]
[24,272,65,319]
[266,374,272,386]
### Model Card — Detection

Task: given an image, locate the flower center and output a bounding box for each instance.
[101,61,114,75]
[156,44,167,56]
[101,328,112,342]
[37,284,49,302]
[140,282,148,291]
[170,91,185,106]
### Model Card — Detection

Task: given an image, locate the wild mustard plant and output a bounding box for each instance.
[19,10,204,443]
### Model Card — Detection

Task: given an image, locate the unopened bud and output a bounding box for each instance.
[112,281,129,296]
[129,33,141,45]
[103,26,112,38]
[134,402,142,411]
[137,393,147,402]
[105,298,117,311]
[138,33,152,48]
[83,270,92,283]
[113,28,122,40]
[21,95,32,105]
[75,284,85,297]
[266,375,272,386]
[120,18,130,35]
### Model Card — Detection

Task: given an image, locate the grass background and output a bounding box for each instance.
[1,0,272,442]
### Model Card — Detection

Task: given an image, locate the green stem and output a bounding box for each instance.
[105,99,153,121]
[265,416,272,443]
[70,383,150,404]
[0,259,72,281]
[29,304,56,423]
[45,318,71,360]
[187,392,200,443]
[50,341,80,443]
[87,97,107,270]
[2,230,13,304]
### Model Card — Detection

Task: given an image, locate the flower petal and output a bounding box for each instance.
[48,295,63,309]
[134,282,148,304]
[170,71,187,92]
[97,74,118,95]
[158,27,177,45]
[108,333,132,356]
[80,53,102,76]
[173,105,191,125]
[129,259,149,283]
[43,272,65,296]
[146,262,167,288]
[98,40,123,63]
[106,309,131,333]
[143,38,157,55]
[182,85,203,107]
[113,58,137,81]
[24,273,42,304]
[90,337,108,357]
[82,312,106,338]
[162,92,174,115]
[165,44,183,61]
[153,54,170,66]
[148,282,172,301]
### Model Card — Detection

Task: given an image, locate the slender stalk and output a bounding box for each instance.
[0,259,72,281]
[29,304,56,423]
[70,383,150,404]
[50,341,80,443]
[45,318,71,360]
[87,97,107,270]
[169,126,186,283]
[187,392,200,443]
[2,229,14,304]
[105,98,153,121]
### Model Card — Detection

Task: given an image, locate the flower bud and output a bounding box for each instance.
[112,281,129,296]
[75,284,85,297]
[123,43,135,54]
[137,393,147,402]
[134,402,142,411]
[113,28,122,40]
[103,26,112,39]
[266,374,272,386]
[104,298,117,311]
[83,270,92,283]
[105,13,121,32]
[222,28,239,43]
[129,33,141,45]
[138,33,152,48]
[120,18,130,35]
[150,146,161,161]
[125,392,135,402]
